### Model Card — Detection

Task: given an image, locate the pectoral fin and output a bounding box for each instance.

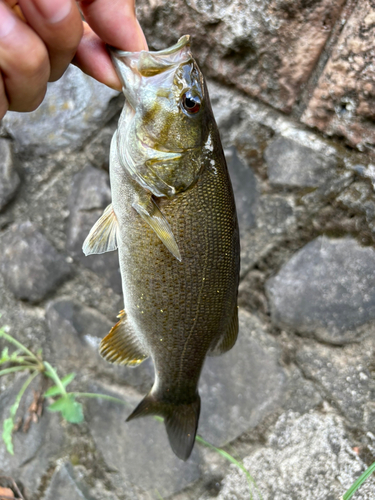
[99,310,148,366]
[132,197,182,262]
[82,203,119,256]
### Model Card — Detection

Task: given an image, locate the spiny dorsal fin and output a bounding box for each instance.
[99,310,148,366]
[208,306,239,356]
[132,197,182,262]
[82,203,119,256]
[126,391,200,461]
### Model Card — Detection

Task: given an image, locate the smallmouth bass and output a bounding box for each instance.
[83,36,240,460]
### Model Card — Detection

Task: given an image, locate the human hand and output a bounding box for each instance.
[0,0,147,120]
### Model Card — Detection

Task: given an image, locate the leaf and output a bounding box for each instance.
[0,347,9,364]
[62,399,84,424]
[2,418,14,455]
[9,400,19,418]
[45,373,76,397]
[48,395,84,424]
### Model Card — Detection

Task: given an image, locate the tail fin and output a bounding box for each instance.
[126,392,201,461]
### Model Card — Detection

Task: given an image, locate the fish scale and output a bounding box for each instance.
[83,35,240,460]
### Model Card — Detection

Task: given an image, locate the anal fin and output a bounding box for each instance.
[208,306,239,356]
[99,310,148,366]
[132,197,181,262]
[83,203,119,256]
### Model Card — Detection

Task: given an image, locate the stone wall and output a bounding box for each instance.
[1,1,375,499]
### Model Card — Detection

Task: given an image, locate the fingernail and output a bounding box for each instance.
[0,2,16,38]
[36,0,71,23]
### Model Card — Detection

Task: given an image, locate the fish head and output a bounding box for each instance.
[110,36,214,198]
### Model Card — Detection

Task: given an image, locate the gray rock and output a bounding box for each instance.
[0,222,71,302]
[3,65,119,155]
[297,340,375,427]
[85,385,201,498]
[42,463,88,500]
[225,147,258,235]
[239,194,297,276]
[45,296,112,369]
[264,136,336,188]
[66,166,122,294]
[0,376,64,500]
[217,410,375,500]
[0,139,20,211]
[198,309,286,446]
[45,297,154,390]
[266,236,375,344]
[256,194,296,236]
[281,365,323,415]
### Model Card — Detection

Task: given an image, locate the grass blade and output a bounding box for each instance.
[70,392,131,406]
[0,329,38,362]
[43,362,67,396]
[342,461,375,500]
[0,366,36,376]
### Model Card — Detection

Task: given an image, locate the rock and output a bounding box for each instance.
[256,194,296,236]
[0,376,65,500]
[264,136,336,188]
[66,166,122,294]
[0,139,20,211]
[0,222,71,302]
[296,340,375,427]
[302,0,375,149]
[2,65,120,155]
[198,309,286,446]
[84,115,120,172]
[138,0,346,111]
[225,147,258,235]
[45,297,154,390]
[85,385,201,498]
[42,463,88,500]
[266,236,375,344]
[217,410,375,499]
[281,365,323,415]
[45,297,112,368]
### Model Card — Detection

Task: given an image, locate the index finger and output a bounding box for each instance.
[79,0,147,51]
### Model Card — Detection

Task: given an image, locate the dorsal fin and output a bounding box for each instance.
[99,310,148,366]
[82,203,119,256]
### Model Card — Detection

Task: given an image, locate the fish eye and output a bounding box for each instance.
[181,91,201,115]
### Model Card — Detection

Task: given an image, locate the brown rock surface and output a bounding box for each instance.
[302,0,375,149]
[137,0,346,112]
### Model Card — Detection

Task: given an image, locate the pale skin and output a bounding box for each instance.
[0,0,147,120]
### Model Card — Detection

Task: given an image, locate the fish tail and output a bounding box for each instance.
[126,392,201,461]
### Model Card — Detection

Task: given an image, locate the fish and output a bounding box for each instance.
[83,35,240,461]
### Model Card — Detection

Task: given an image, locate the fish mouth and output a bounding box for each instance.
[110,35,190,58]
[139,134,199,155]
[110,36,192,80]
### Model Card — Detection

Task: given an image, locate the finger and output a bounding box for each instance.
[0,72,9,120]
[79,0,147,51]
[74,22,121,90]
[0,1,49,112]
[18,0,83,81]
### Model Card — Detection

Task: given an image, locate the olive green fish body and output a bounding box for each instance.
[83,36,240,460]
